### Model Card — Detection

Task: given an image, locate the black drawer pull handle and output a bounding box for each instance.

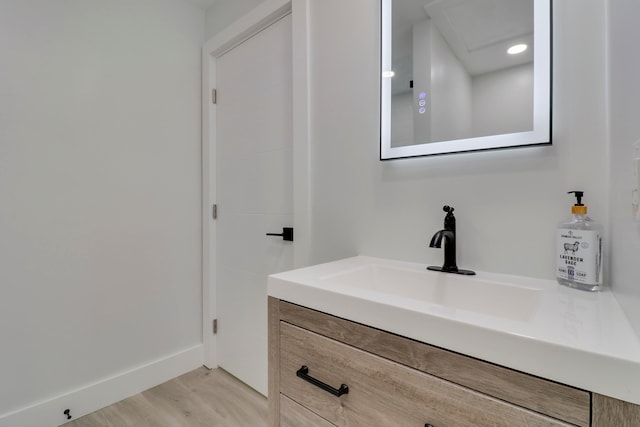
[296,365,349,397]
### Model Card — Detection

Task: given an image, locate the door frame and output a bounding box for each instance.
[201,0,311,368]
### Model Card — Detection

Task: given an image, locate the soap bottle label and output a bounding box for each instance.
[556,228,601,285]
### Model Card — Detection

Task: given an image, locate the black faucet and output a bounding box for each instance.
[427,206,475,275]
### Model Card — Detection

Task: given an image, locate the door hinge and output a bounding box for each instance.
[212,204,217,220]
[213,319,218,334]
[212,89,217,105]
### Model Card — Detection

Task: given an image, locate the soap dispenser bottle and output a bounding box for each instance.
[556,191,603,291]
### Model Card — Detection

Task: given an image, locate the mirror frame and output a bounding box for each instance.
[380,0,552,159]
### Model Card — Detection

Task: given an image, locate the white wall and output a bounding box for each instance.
[430,21,472,142]
[0,0,204,423]
[205,0,609,279]
[205,0,266,39]
[608,0,640,335]
[411,19,432,144]
[472,63,534,137]
[306,0,608,282]
[206,0,637,331]
[390,92,414,147]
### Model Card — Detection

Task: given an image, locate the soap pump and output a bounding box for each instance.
[556,191,603,291]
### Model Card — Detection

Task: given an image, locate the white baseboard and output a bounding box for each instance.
[0,344,204,427]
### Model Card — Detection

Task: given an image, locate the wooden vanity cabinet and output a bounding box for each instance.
[268,297,640,427]
[280,394,336,427]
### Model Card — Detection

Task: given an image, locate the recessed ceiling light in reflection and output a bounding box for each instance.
[382,70,395,78]
[507,44,528,55]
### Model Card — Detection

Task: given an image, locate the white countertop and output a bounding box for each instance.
[268,256,640,405]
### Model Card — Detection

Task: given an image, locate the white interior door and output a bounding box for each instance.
[215,14,293,396]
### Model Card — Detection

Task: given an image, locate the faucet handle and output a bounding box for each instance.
[442,205,456,229]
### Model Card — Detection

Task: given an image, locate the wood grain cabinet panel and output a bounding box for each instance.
[592,394,640,427]
[280,322,572,427]
[278,300,590,426]
[268,297,640,427]
[280,395,336,427]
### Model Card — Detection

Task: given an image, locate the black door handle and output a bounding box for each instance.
[266,227,293,241]
[296,366,348,397]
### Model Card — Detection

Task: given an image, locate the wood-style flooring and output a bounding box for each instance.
[64,367,267,427]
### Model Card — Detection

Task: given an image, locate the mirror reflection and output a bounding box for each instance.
[380,0,551,159]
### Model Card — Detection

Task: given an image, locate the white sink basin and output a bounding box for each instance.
[320,264,541,321]
[268,256,640,405]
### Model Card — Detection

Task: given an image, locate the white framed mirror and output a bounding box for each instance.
[380,0,552,159]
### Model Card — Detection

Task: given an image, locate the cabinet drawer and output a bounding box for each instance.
[279,300,590,426]
[280,394,336,427]
[280,322,572,427]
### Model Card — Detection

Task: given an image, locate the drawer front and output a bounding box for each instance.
[280,394,336,427]
[279,300,590,426]
[280,322,572,427]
